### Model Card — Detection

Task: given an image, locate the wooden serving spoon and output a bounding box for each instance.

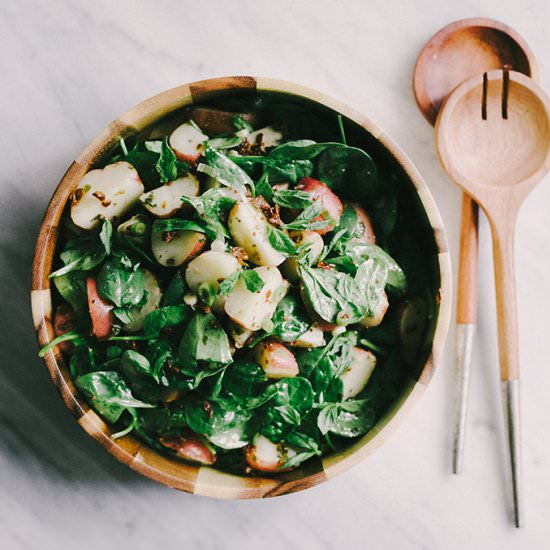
[435,70,550,528]
[413,18,538,475]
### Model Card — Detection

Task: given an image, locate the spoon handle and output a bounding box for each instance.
[490,216,522,527]
[452,195,479,474]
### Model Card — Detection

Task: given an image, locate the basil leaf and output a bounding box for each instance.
[217,270,241,296]
[266,226,297,256]
[240,269,265,292]
[38,331,87,357]
[317,399,375,437]
[75,371,154,423]
[272,189,313,209]
[255,172,273,201]
[50,236,106,278]
[206,136,243,150]
[52,271,88,317]
[96,257,144,308]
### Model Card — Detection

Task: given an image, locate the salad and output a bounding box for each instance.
[40,96,431,474]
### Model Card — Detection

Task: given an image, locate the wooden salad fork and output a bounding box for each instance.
[435,70,550,527]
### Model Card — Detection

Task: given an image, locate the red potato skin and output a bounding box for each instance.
[348,202,376,244]
[53,303,78,353]
[86,277,114,340]
[296,177,343,235]
[160,432,216,465]
[244,445,282,473]
[254,340,299,378]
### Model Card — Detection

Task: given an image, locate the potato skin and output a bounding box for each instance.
[244,434,295,472]
[151,229,207,267]
[253,340,299,379]
[340,347,377,399]
[160,432,216,465]
[86,277,114,340]
[347,202,376,244]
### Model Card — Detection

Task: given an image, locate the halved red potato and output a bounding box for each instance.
[139,174,200,218]
[289,325,325,348]
[151,229,207,267]
[295,177,343,235]
[347,202,376,244]
[224,266,287,330]
[253,340,299,379]
[398,296,429,366]
[160,431,215,465]
[359,291,389,328]
[122,270,162,332]
[185,107,260,135]
[340,347,377,399]
[185,251,242,313]
[169,122,208,164]
[53,303,78,353]
[280,230,324,281]
[86,277,114,340]
[227,199,286,267]
[245,434,296,472]
[70,161,144,230]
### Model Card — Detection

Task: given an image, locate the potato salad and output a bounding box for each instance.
[41,99,429,475]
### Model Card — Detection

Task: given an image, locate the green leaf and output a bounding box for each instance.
[255,172,273,201]
[99,220,113,255]
[283,201,331,231]
[152,218,207,234]
[38,331,86,357]
[75,371,154,423]
[317,399,375,438]
[197,281,217,306]
[50,236,106,278]
[272,189,313,209]
[202,143,254,193]
[266,226,297,256]
[178,311,233,370]
[217,270,241,296]
[233,114,254,133]
[240,269,265,292]
[270,294,311,342]
[143,304,190,337]
[121,350,154,378]
[96,256,144,308]
[206,136,243,150]
[52,271,88,318]
[162,270,187,306]
[156,138,189,183]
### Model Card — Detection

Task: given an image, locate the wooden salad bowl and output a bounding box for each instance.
[31,76,451,499]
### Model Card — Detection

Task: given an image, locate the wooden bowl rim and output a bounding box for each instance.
[31,76,452,499]
[413,17,538,126]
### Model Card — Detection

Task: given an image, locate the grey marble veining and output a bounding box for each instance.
[1,1,549,548]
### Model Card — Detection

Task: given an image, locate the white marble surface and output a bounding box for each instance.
[1,1,549,548]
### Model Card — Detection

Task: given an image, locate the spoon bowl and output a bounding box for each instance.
[438,73,550,191]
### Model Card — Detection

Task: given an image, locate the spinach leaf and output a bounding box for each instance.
[200,143,254,194]
[143,304,190,337]
[38,331,87,357]
[330,241,407,294]
[96,255,144,308]
[52,271,88,318]
[299,265,367,325]
[152,218,207,234]
[270,294,311,342]
[75,371,154,423]
[99,220,113,255]
[272,189,313,209]
[233,114,254,133]
[223,361,268,401]
[183,396,251,449]
[110,141,161,190]
[50,235,106,278]
[207,136,243,150]
[162,270,186,306]
[120,350,154,379]
[317,399,375,437]
[260,377,314,441]
[178,311,233,371]
[240,269,265,292]
[266,226,297,256]
[255,172,273,201]
[280,430,322,469]
[317,145,378,199]
[156,138,189,183]
[283,201,331,232]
